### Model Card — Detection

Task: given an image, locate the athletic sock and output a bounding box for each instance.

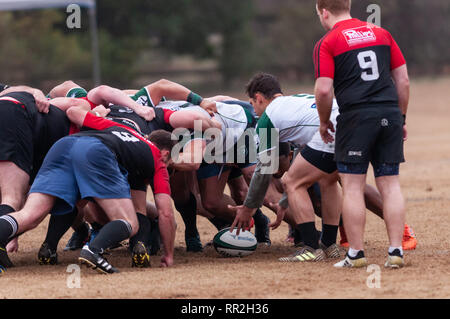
[129,213,151,249]
[89,219,132,254]
[293,225,303,245]
[348,248,365,259]
[148,217,160,255]
[208,216,230,231]
[175,193,199,238]
[388,246,403,257]
[253,209,270,242]
[321,224,339,248]
[296,222,319,249]
[44,209,78,251]
[0,205,15,217]
[0,215,18,247]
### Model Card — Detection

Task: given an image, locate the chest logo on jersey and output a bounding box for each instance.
[342,26,376,46]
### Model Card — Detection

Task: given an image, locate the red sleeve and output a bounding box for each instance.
[388,33,406,70]
[82,112,129,131]
[314,35,335,79]
[163,109,176,124]
[150,151,171,196]
[77,97,98,110]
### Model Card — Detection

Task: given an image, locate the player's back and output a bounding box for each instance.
[314,18,405,113]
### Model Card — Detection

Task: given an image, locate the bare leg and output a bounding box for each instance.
[318,171,341,226]
[198,169,237,222]
[93,198,138,237]
[9,193,55,235]
[375,175,405,248]
[0,162,30,211]
[339,173,367,251]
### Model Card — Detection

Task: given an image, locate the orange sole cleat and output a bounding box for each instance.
[402,223,417,250]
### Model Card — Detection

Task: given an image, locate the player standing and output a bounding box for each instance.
[313,0,410,268]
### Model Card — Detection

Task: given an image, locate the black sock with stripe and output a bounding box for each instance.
[0,205,15,217]
[89,219,131,254]
[0,215,18,247]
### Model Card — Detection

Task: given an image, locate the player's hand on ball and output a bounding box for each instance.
[319,120,335,144]
[228,204,256,235]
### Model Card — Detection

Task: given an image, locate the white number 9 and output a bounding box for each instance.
[357,50,379,81]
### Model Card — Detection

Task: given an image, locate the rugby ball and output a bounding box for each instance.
[213,227,257,257]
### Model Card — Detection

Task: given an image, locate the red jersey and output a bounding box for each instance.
[314,18,406,113]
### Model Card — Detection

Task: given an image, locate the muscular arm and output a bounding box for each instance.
[243,157,273,209]
[169,110,222,131]
[391,65,410,116]
[314,77,334,124]
[0,85,50,113]
[48,97,91,112]
[154,193,176,267]
[87,85,155,121]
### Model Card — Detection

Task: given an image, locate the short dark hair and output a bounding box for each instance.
[245,73,283,99]
[317,0,351,15]
[148,130,176,155]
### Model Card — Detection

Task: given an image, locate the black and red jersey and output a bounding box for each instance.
[314,18,406,113]
[0,92,73,179]
[74,112,171,195]
[106,105,176,136]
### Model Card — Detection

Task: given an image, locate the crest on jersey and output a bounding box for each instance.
[342,26,376,46]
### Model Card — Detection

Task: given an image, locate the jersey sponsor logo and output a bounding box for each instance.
[117,107,134,113]
[348,150,362,157]
[136,95,149,106]
[342,26,376,46]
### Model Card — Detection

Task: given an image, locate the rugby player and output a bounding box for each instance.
[0,108,177,274]
[314,0,410,268]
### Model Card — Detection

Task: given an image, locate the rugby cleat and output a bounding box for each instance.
[334,251,368,268]
[279,246,326,262]
[320,242,341,259]
[38,242,58,265]
[64,226,91,251]
[0,246,13,271]
[402,224,417,250]
[185,233,203,252]
[79,245,119,274]
[385,249,405,269]
[131,241,151,268]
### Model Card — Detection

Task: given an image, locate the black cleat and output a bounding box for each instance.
[79,246,119,274]
[254,213,271,247]
[131,241,151,268]
[185,233,203,252]
[0,246,13,272]
[64,228,90,251]
[38,242,58,265]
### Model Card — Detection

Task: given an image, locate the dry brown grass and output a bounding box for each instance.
[1,77,449,299]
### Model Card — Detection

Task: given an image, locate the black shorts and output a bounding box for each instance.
[301,146,337,174]
[335,107,404,165]
[0,101,34,175]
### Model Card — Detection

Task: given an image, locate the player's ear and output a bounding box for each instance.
[160,149,171,163]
